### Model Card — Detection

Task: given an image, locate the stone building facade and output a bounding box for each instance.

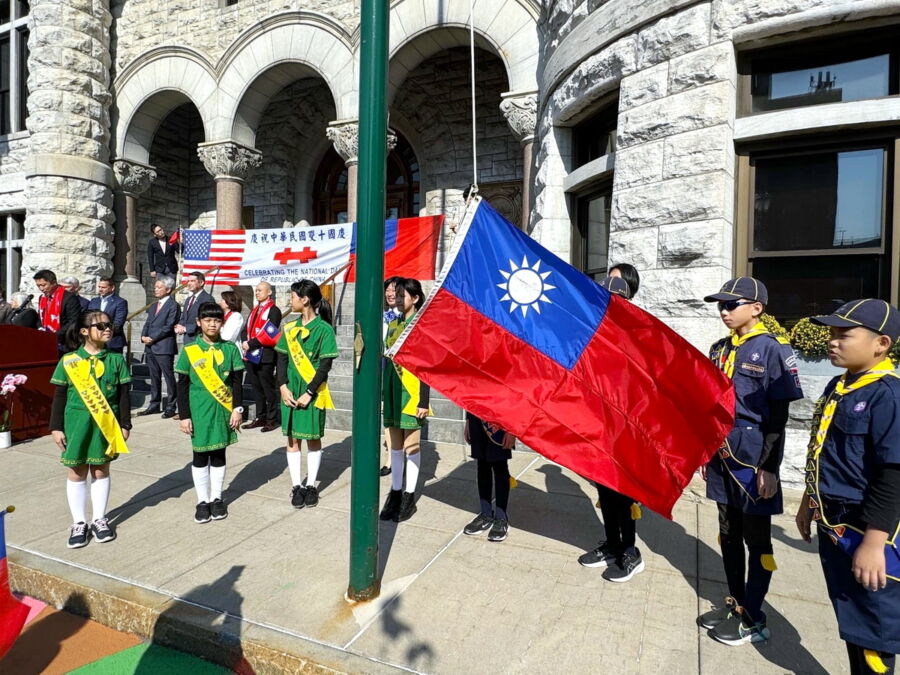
[3,0,900,475]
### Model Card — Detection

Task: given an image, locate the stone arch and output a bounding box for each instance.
[386,0,538,103]
[113,51,218,164]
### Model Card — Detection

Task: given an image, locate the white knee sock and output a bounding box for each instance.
[209,465,226,501]
[405,453,421,493]
[287,450,303,486]
[306,450,322,488]
[191,466,210,503]
[390,449,404,491]
[66,479,87,524]
[90,476,110,522]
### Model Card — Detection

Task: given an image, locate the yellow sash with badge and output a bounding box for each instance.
[63,353,129,457]
[284,321,335,410]
[394,364,434,416]
[184,343,233,413]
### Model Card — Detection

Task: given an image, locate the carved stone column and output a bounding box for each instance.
[327,120,398,223]
[500,92,537,229]
[112,159,157,282]
[197,140,263,230]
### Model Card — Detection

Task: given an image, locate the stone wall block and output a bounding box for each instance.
[619,61,668,110]
[711,0,822,41]
[635,3,711,70]
[611,139,664,189]
[609,226,659,270]
[668,41,736,94]
[611,171,730,231]
[662,124,733,179]
[657,219,730,268]
[654,316,728,354]
[636,266,732,318]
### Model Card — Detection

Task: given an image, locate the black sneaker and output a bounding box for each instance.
[379,489,402,521]
[210,498,228,520]
[578,541,619,568]
[709,608,770,646]
[394,491,417,522]
[463,514,494,536]
[304,485,319,508]
[291,485,307,509]
[697,596,738,629]
[67,522,89,549]
[488,518,509,542]
[379,466,392,476]
[603,547,645,582]
[91,518,115,543]
[194,501,211,524]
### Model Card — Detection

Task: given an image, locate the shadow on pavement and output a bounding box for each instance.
[379,595,435,671]
[107,463,193,527]
[226,448,287,504]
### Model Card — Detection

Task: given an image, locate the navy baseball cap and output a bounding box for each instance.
[599,275,631,299]
[703,277,769,305]
[811,299,900,343]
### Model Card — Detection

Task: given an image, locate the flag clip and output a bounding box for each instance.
[354,321,364,373]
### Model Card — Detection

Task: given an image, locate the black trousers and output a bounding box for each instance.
[476,459,510,519]
[846,643,895,675]
[246,361,278,424]
[146,351,176,413]
[717,503,773,623]
[596,483,636,551]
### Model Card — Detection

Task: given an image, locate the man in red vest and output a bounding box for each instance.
[33,269,82,352]
[241,282,282,432]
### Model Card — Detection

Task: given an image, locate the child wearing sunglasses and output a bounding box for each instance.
[698,278,804,646]
[50,310,132,549]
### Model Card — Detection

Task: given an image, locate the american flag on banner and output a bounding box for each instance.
[181,229,246,284]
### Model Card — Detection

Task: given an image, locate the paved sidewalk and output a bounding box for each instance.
[0,416,844,673]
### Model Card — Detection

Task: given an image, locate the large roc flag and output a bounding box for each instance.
[0,507,28,660]
[387,197,735,517]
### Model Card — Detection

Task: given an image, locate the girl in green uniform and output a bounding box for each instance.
[50,310,132,549]
[380,277,430,523]
[175,302,244,524]
[276,279,338,509]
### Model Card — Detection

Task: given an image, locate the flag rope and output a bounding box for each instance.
[469,0,478,194]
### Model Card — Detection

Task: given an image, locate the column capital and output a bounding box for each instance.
[197,140,262,182]
[500,91,538,144]
[112,159,157,196]
[327,120,399,165]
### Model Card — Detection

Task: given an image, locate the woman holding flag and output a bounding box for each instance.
[276,280,338,509]
[380,277,431,523]
[50,310,132,549]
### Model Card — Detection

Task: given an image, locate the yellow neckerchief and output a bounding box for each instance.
[718,322,769,379]
[284,319,335,410]
[184,341,233,413]
[806,358,900,549]
[62,350,128,457]
[386,312,433,416]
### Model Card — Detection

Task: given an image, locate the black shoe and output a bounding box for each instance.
[380,489,402,521]
[578,541,619,568]
[91,518,115,543]
[379,466,392,477]
[709,608,770,646]
[603,547,645,583]
[194,501,211,524]
[161,410,177,419]
[210,498,228,520]
[394,492,417,522]
[291,485,307,509]
[463,514,494,536]
[242,418,265,430]
[698,596,738,629]
[488,518,508,542]
[261,422,279,433]
[304,485,319,508]
[67,521,89,549]
[139,407,160,416]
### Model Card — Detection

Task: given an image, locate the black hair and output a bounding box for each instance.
[290,279,333,325]
[197,301,224,321]
[33,269,57,284]
[384,276,402,310]
[608,263,640,298]
[65,310,111,352]
[188,271,205,283]
[395,277,425,310]
[220,291,242,313]
[98,276,115,286]
[150,223,162,233]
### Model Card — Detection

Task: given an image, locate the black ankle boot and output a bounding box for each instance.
[380,489,402,521]
[394,491,417,522]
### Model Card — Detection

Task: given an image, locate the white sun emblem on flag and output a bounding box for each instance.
[497,256,555,317]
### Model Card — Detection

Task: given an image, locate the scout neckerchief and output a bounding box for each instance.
[248,299,273,338]
[39,286,66,332]
[284,319,335,410]
[183,341,233,413]
[386,313,433,416]
[62,350,129,457]
[805,358,900,582]
[717,322,769,379]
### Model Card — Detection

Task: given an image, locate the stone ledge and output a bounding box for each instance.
[561,152,615,193]
[8,548,397,675]
[24,153,113,186]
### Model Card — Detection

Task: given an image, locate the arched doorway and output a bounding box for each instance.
[313,132,421,224]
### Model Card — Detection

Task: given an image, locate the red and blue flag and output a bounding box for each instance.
[245,320,281,364]
[387,198,735,517]
[346,215,443,281]
[0,507,28,660]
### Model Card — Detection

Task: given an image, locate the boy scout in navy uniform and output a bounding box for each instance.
[699,278,804,645]
[796,300,900,675]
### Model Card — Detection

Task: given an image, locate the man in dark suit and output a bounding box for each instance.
[140,275,181,418]
[241,282,282,432]
[33,269,82,352]
[88,277,129,353]
[147,224,179,278]
[60,276,89,310]
[175,271,214,344]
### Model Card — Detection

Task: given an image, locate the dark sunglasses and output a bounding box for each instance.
[89,322,113,331]
[717,300,755,312]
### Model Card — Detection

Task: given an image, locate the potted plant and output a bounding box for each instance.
[0,373,27,449]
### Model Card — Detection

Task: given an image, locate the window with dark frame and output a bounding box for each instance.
[571,98,618,169]
[573,184,612,282]
[0,0,26,135]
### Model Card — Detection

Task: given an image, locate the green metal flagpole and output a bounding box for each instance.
[348,0,389,601]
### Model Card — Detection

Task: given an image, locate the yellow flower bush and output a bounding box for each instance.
[789,318,830,359]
